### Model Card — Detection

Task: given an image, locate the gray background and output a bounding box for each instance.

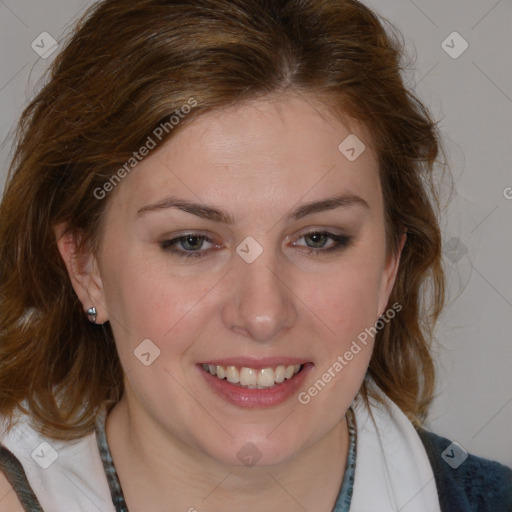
[0,0,510,467]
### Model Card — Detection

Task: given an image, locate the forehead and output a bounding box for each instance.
[109,93,381,216]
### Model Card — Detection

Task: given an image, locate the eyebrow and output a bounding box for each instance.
[286,193,369,220]
[136,193,369,223]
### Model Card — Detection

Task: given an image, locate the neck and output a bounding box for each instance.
[105,397,349,512]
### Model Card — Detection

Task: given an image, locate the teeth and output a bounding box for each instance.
[226,366,239,384]
[201,363,302,388]
[257,368,275,387]
[239,367,257,386]
[275,365,286,383]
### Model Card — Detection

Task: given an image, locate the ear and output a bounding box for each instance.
[376,230,407,317]
[54,223,109,324]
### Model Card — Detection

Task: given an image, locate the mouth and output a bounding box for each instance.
[201,363,303,389]
[197,360,313,408]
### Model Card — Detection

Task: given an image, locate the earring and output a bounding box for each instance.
[86,307,97,324]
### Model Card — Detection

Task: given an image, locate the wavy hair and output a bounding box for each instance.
[0,0,445,439]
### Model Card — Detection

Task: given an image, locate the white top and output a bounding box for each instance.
[350,394,440,511]
[1,410,115,512]
[1,390,441,512]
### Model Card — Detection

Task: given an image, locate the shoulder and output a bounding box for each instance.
[0,410,113,512]
[0,412,44,511]
[417,428,512,512]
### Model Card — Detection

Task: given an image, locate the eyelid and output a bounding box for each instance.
[288,228,353,253]
[287,226,349,243]
[159,230,218,245]
[159,227,353,259]
[159,231,222,257]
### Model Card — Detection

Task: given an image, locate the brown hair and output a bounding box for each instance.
[0,0,445,439]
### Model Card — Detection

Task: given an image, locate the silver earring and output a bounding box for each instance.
[86,307,97,324]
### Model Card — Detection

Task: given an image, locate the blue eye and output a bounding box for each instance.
[294,231,353,254]
[160,234,216,258]
[160,230,352,259]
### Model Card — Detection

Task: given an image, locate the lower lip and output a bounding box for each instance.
[198,363,314,408]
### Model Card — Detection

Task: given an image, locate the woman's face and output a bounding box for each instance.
[80,93,402,466]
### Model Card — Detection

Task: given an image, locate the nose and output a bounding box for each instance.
[221,254,297,343]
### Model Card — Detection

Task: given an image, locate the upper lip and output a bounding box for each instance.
[199,357,311,369]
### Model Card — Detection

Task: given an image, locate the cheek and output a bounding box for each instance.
[293,264,381,416]
[294,258,384,342]
[101,258,250,403]
[103,250,384,349]
[100,252,220,351]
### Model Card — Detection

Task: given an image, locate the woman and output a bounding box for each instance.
[0,0,510,511]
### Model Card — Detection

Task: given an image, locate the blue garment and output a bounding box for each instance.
[417,429,512,512]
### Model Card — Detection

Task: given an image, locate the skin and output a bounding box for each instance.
[57,92,404,511]
[0,474,24,512]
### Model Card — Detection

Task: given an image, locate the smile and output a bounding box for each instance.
[201,363,303,388]
[198,360,313,408]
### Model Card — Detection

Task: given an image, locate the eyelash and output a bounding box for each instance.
[160,231,353,259]
[294,232,353,255]
[159,233,218,259]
